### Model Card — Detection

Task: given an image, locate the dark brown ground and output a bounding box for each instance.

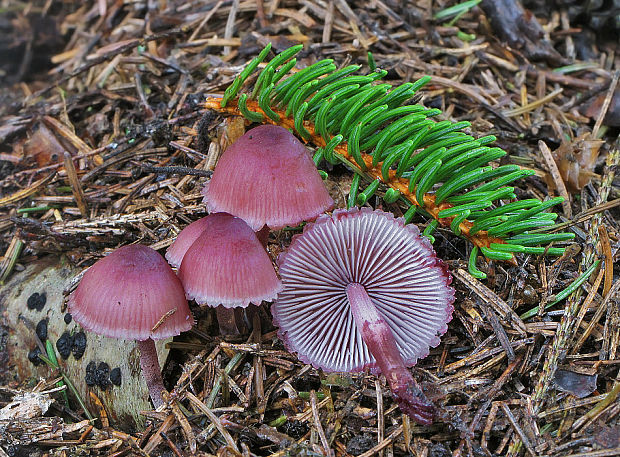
[0,1,619,456]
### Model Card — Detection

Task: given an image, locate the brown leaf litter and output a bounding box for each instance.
[0,1,619,456]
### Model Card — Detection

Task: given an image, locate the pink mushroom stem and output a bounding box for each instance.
[255,225,270,248]
[216,306,240,335]
[346,283,435,425]
[137,338,166,409]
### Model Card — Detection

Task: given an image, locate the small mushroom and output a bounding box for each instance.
[68,245,194,408]
[202,125,334,234]
[173,213,282,332]
[165,216,212,269]
[272,208,455,424]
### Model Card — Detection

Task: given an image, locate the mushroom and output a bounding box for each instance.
[165,216,211,269]
[272,208,455,424]
[171,213,282,332]
[68,245,194,408]
[201,125,332,331]
[202,125,334,238]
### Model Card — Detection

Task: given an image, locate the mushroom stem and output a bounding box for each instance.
[136,338,166,409]
[216,306,240,335]
[346,283,435,425]
[255,225,270,248]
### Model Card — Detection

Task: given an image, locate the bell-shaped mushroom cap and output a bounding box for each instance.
[202,125,334,231]
[272,208,455,373]
[178,213,283,308]
[165,217,212,268]
[68,245,194,341]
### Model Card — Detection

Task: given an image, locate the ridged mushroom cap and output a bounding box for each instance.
[68,245,194,341]
[272,208,455,373]
[165,216,212,268]
[202,125,334,230]
[178,213,283,308]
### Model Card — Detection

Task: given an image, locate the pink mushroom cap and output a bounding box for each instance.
[202,125,334,231]
[272,207,455,373]
[68,245,194,341]
[178,213,283,308]
[165,217,212,268]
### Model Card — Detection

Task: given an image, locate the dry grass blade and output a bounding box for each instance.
[503,89,563,117]
[478,301,515,362]
[600,280,620,361]
[570,268,605,354]
[63,152,88,218]
[170,399,196,454]
[310,390,333,457]
[597,225,614,297]
[142,414,176,455]
[500,403,537,457]
[539,140,571,217]
[453,269,527,335]
[572,382,620,431]
[375,379,384,457]
[572,280,620,354]
[322,0,335,43]
[185,392,239,452]
[0,173,56,207]
[224,0,241,56]
[358,425,403,457]
[592,71,619,138]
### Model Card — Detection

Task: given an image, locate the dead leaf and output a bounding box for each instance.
[550,133,604,193]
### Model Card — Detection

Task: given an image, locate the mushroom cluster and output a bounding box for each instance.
[166,212,282,333]
[68,123,334,409]
[69,115,456,424]
[191,124,334,332]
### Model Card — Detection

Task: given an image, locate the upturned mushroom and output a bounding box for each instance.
[272,208,455,424]
[168,213,282,333]
[202,124,334,241]
[68,244,194,408]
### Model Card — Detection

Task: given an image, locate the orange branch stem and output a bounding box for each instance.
[204,97,512,260]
